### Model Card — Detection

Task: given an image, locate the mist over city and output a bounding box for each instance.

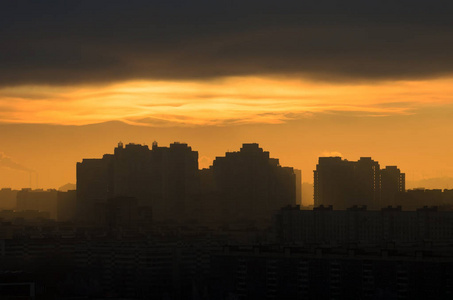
[2,0,453,299]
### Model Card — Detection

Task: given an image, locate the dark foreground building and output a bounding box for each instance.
[275,205,453,246]
[212,244,453,300]
[1,230,453,299]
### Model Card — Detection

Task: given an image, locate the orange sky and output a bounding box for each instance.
[2,1,453,207]
[1,75,453,202]
[1,76,452,126]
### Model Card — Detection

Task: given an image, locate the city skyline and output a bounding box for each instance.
[2,139,451,208]
[5,141,450,228]
[0,135,451,197]
[1,1,453,191]
[2,2,453,298]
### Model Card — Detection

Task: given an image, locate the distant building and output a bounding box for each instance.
[76,154,114,223]
[95,196,139,229]
[394,188,453,210]
[77,142,298,226]
[0,209,50,223]
[201,143,296,226]
[314,157,404,210]
[294,169,302,205]
[77,142,199,224]
[57,190,77,222]
[0,188,18,210]
[16,188,58,219]
[381,166,405,206]
[275,205,453,245]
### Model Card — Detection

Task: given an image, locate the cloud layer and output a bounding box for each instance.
[1,76,452,126]
[2,1,453,86]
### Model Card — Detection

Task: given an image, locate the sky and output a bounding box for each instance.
[1,1,453,202]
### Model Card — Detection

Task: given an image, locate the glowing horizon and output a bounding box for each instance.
[1,75,453,126]
[1,75,453,196]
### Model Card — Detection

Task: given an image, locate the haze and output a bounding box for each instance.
[1,1,453,203]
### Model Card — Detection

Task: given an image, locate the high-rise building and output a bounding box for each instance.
[314,157,357,209]
[16,188,59,219]
[0,188,18,210]
[314,157,401,210]
[77,142,199,224]
[78,142,296,226]
[77,154,114,223]
[202,143,296,226]
[381,166,405,206]
[57,190,77,222]
[158,142,200,222]
[294,169,302,205]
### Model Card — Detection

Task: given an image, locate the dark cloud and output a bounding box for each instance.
[1,0,453,86]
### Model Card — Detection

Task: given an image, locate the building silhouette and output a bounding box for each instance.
[16,188,58,219]
[57,189,76,222]
[113,141,199,222]
[78,142,296,227]
[76,154,114,223]
[275,205,453,245]
[77,142,199,224]
[0,188,18,210]
[381,166,406,206]
[314,157,404,210]
[212,244,453,299]
[201,143,297,226]
[394,188,453,210]
[5,147,453,299]
[294,169,302,205]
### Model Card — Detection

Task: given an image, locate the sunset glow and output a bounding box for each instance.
[2,1,453,194]
[3,2,453,295]
[1,76,453,126]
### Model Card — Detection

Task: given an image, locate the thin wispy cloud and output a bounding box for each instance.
[0,76,452,126]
